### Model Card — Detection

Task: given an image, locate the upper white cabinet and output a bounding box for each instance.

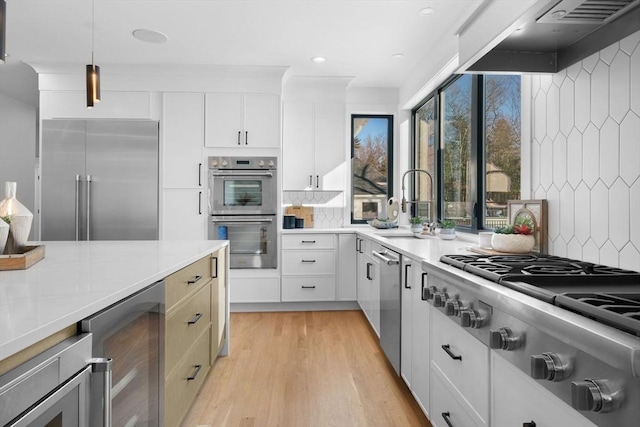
[282,101,345,191]
[163,92,204,188]
[204,93,280,148]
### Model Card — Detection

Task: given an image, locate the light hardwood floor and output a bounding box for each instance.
[181,310,431,427]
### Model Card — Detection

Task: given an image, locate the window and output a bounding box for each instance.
[351,115,393,223]
[413,75,520,231]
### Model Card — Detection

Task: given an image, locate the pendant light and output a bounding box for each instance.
[0,0,6,64]
[86,0,100,108]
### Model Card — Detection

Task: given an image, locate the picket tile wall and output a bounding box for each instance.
[528,30,640,270]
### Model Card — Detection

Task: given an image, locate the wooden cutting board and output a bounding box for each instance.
[285,206,314,228]
[468,246,532,256]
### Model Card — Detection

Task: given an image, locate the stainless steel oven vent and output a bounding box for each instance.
[537,0,639,24]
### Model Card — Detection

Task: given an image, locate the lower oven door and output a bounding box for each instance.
[209,215,277,268]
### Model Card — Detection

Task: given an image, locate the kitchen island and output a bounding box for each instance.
[0,240,228,361]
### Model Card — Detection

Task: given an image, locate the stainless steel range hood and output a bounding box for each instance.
[465,0,640,73]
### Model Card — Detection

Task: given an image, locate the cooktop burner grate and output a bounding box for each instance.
[555,293,640,336]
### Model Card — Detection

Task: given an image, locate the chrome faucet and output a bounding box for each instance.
[401,168,435,231]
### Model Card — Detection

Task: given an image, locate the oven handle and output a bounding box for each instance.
[211,218,273,223]
[90,357,113,427]
[209,171,273,178]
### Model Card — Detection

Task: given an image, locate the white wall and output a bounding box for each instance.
[525,30,640,270]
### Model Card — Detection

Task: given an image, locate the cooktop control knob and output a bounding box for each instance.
[268,160,275,167]
[460,308,487,329]
[489,327,522,351]
[221,160,228,166]
[531,353,570,382]
[423,286,438,300]
[432,292,449,308]
[258,160,265,167]
[445,299,465,317]
[571,379,620,413]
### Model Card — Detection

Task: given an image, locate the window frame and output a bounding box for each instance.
[350,114,394,225]
[412,74,520,232]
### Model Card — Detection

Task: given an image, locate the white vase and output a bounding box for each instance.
[439,228,456,240]
[491,233,535,253]
[0,182,34,254]
[0,218,9,255]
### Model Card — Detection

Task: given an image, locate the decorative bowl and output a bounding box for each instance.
[491,234,535,253]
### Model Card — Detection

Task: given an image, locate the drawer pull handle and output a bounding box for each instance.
[442,412,455,427]
[187,275,202,284]
[187,364,202,381]
[301,240,316,244]
[523,422,536,427]
[301,285,316,289]
[442,344,462,361]
[301,259,316,263]
[188,312,203,325]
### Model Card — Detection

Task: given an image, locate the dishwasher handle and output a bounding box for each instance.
[372,250,400,265]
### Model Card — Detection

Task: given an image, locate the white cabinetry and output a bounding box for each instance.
[356,237,380,336]
[430,308,489,427]
[337,234,357,301]
[401,256,428,405]
[411,265,430,417]
[281,234,336,302]
[491,352,597,427]
[282,101,345,191]
[204,93,280,148]
[161,93,205,240]
[163,92,204,188]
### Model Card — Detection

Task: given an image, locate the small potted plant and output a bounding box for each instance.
[438,219,456,240]
[410,216,423,232]
[491,217,535,253]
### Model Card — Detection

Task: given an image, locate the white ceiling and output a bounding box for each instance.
[4,0,486,88]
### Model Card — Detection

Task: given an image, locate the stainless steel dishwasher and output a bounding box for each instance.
[372,245,401,375]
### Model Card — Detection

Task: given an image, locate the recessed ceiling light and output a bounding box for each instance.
[132,29,168,44]
[551,10,567,19]
[419,7,435,16]
[392,53,404,59]
[311,56,326,64]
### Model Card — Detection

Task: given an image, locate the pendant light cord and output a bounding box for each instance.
[91,0,95,66]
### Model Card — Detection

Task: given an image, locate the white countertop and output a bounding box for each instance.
[0,240,228,360]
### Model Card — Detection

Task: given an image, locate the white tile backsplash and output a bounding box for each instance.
[282,190,345,228]
[529,30,640,270]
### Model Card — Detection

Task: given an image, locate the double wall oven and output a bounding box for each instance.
[208,156,277,269]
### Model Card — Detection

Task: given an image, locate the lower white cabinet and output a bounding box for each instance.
[410,260,430,417]
[430,363,482,427]
[430,308,489,426]
[230,275,280,303]
[491,352,597,427]
[337,234,357,301]
[281,233,336,302]
[400,257,414,388]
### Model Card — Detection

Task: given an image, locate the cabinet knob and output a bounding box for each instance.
[489,327,522,351]
[571,379,620,413]
[530,353,570,382]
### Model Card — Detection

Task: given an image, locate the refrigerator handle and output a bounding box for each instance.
[75,175,81,241]
[86,175,92,241]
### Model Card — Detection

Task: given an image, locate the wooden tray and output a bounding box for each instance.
[0,245,45,270]
[468,246,532,256]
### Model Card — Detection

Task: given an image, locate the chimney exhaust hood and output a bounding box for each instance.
[465,0,640,73]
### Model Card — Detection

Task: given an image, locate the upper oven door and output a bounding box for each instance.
[209,171,276,215]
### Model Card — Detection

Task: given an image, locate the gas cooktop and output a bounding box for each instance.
[440,253,640,336]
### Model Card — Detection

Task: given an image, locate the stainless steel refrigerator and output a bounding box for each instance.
[41,120,159,241]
